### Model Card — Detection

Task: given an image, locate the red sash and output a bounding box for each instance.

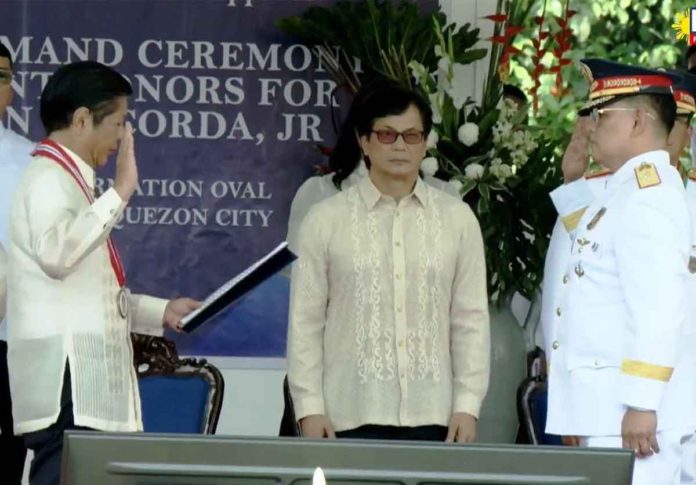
[32,139,126,287]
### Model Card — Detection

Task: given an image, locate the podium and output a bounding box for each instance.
[61,431,634,484]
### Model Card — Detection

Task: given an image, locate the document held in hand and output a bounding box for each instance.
[180,242,296,333]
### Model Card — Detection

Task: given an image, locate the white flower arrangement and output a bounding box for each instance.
[464,162,485,180]
[404,18,554,304]
[448,178,464,193]
[458,122,479,146]
[420,157,439,176]
[409,36,538,197]
[426,129,439,149]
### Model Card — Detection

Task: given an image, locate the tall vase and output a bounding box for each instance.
[476,296,527,443]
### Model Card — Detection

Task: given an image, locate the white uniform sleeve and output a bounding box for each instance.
[614,186,690,410]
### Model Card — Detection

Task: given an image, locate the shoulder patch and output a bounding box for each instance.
[634,162,661,189]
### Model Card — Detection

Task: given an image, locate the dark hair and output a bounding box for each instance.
[648,95,677,134]
[40,61,132,134]
[329,79,432,189]
[503,84,527,104]
[0,42,12,68]
[624,94,676,135]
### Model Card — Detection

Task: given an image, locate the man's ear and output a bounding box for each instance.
[71,107,91,131]
[632,109,649,136]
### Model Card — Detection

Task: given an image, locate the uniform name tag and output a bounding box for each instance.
[586,207,606,230]
[689,256,696,274]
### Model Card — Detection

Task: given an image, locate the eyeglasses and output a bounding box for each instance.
[590,107,656,123]
[371,129,425,145]
[0,70,12,86]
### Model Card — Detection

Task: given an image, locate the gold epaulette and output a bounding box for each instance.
[634,162,661,189]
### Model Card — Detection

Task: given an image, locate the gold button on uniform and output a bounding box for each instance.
[562,275,569,284]
[552,341,560,350]
[556,307,561,317]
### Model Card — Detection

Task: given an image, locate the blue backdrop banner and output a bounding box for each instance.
[0,0,434,357]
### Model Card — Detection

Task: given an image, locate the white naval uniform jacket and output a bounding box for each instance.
[7,145,168,435]
[540,170,611,358]
[546,150,696,436]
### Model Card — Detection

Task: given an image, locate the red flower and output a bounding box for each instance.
[549,0,575,98]
[530,0,549,114]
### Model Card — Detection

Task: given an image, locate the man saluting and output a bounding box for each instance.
[6,61,200,485]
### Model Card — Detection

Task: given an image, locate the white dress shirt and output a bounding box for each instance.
[7,144,168,434]
[286,161,461,254]
[0,126,34,340]
[288,175,490,432]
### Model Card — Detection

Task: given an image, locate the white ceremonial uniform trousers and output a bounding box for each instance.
[581,429,693,485]
[682,430,696,484]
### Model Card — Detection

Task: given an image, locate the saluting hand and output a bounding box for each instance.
[114,122,139,202]
[561,117,592,183]
[163,297,202,332]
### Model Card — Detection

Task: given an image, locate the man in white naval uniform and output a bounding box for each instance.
[540,118,609,383]
[0,41,34,485]
[669,69,696,485]
[7,61,201,485]
[547,59,696,484]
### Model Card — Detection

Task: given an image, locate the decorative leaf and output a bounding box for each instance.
[455,48,488,64]
[459,178,477,197]
[483,14,508,22]
[477,109,500,136]
[478,183,491,201]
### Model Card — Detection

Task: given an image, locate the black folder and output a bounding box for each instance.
[181,242,296,333]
